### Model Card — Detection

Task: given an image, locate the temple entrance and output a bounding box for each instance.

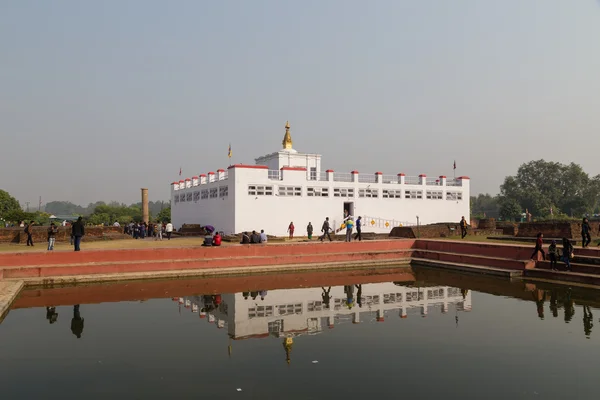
[343,202,354,219]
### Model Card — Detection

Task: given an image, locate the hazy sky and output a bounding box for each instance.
[1,1,599,207]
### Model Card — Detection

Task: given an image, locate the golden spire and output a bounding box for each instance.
[282,120,293,150]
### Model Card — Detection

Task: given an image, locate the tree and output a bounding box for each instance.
[156,206,171,223]
[0,189,21,219]
[500,160,598,218]
[499,197,522,221]
[470,194,500,218]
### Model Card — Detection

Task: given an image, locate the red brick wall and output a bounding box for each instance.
[0,226,127,244]
[516,222,599,239]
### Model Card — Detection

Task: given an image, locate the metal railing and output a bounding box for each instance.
[404,176,420,185]
[426,177,439,186]
[382,175,398,184]
[333,172,353,182]
[362,215,417,230]
[318,171,328,181]
[358,174,377,183]
[446,179,462,187]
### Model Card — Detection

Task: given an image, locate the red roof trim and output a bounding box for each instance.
[351,170,359,174]
[375,172,383,175]
[171,182,178,185]
[227,164,269,170]
[280,166,307,171]
[217,169,225,172]
[207,171,215,175]
[419,174,427,178]
[326,169,334,173]
[192,176,199,179]
[179,180,185,183]
[439,175,446,179]
[398,173,405,176]
[458,176,470,180]
[185,178,191,181]
[199,174,206,177]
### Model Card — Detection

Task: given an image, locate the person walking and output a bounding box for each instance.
[71,216,85,251]
[530,232,546,261]
[562,237,573,271]
[582,217,592,248]
[165,221,173,240]
[287,222,295,239]
[155,223,163,240]
[71,305,84,339]
[307,222,314,240]
[24,220,35,246]
[354,216,362,241]
[459,216,468,239]
[319,217,332,242]
[47,222,58,251]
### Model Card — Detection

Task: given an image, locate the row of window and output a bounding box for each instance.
[174,187,228,203]
[247,185,462,200]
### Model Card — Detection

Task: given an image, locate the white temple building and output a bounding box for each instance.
[179,282,472,341]
[170,122,470,236]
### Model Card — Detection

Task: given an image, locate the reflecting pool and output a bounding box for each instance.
[1,266,599,399]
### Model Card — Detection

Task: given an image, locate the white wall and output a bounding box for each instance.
[255,150,321,174]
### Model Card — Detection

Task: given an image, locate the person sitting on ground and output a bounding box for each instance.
[203,233,213,246]
[240,232,250,244]
[250,230,261,244]
[212,231,222,246]
[260,229,267,243]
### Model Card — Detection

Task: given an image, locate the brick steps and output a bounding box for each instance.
[535,261,600,275]
[411,258,522,278]
[1,249,413,279]
[524,268,600,286]
[412,249,535,271]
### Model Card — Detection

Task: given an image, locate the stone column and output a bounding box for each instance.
[141,188,149,224]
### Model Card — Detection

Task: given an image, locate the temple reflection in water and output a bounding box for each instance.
[174,282,472,340]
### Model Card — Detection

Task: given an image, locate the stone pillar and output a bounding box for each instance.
[141,188,149,224]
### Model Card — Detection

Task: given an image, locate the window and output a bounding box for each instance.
[307,187,329,197]
[180,193,186,202]
[427,288,445,299]
[248,305,274,319]
[334,188,355,197]
[426,191,443,200]
[278,186,302,196]
[358,188,378,198]
[310,167,317,181]
[201,189,209,200]
[186,192,193,202]
[405,190,423,199]
[277,303,303,315]
[383,293,403,304]
[209,188,218,198]
[193,191,200,202]
[268,320,284,334]
[219,186,228,198]
[446,191,463,201]
[174,194,180,204]
[308,301,324,311]
[248,185,273,196]
[383,189,402,199]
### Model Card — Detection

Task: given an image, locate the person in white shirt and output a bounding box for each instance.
[113,221,120,227]
[260,229,267,243]
[165,222,174,240]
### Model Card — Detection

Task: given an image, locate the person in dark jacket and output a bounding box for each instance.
[71,216,85,251]
[24,220,35,246]
[240,232,250,244]
[71,304,84,338]
[250,230,261,244]
[319,217,332,242]
[354,216,363,241]
[582,218,592,248]
[562,237,573,271]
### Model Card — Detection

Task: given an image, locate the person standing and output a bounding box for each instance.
[165,221,173,240]
[47,222,58,251]
[319,217,332,242]
[155,223,163,241]
[71,305,84,339]
[71,216,85,251]
[354,216,362,241]
[306,222,313,240]
[287,222,295,239]
[530,232,546,261]
[548,240,559,271]
[562,237,573,271]
[459,216,468,239]
[24,220,35,246]
[345,218,354,242]
[582,218,592,248]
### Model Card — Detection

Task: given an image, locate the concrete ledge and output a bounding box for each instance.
[0,280,24,323]
[411,258,523,278]
[524,268,600,286]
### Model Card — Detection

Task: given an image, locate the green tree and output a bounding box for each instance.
[500,160,598,218]
[470,194,500,218]
[0,189,21,219]
[499,197,522,221]
[156,206,171,223]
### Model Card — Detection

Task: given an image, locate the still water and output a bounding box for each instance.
[1,266,599,400]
